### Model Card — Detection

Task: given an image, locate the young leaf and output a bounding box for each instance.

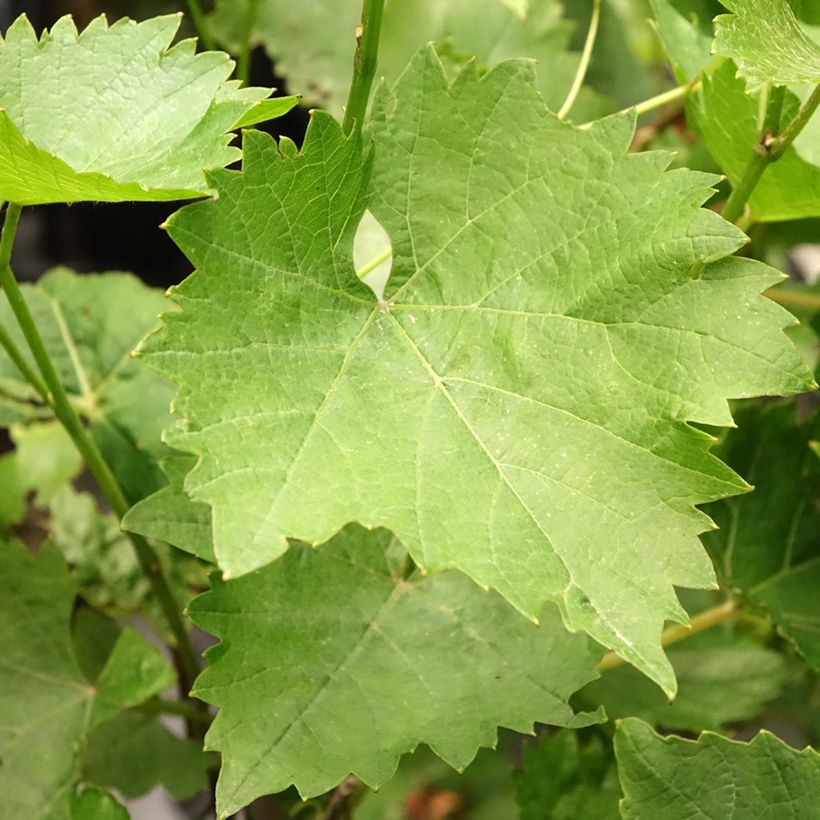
[144,48,812,694]
[0,268,174,501]
[703,401,820,668]
[188,525,602,814]
[0,541,174,819]
[714,0,820,91]
[0,14,297,205]
[615,717,820,818]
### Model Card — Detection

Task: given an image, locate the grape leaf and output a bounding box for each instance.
[578,629,787,731]
[207,0,610,120]
[703,401,820,668]
[143,48,812,693]
[687,60,820,221]
[513,731,620,820]
[714,0,820,91]
[0,14,297,205]
[0,540,174,819]
[83,710,212,801]
[0,268,174,502]
[189,525,602,814]
[615,717,820,818]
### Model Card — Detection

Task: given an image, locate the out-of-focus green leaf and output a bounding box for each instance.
[578,629,787,731]
[704,401,820,669]
[0,540,174,819]
[513,731,620,820]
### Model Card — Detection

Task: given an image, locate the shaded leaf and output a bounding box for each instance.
[513,731,620,820]
[578,628,787,731]
[0,541,173,819]
[83,709,212,801]
[704,401,820,668]
[189,525,602,814]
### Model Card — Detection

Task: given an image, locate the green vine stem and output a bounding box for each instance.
[723,83,820,225]
[342,0,385,135]
[237,0,260,86]
[0,202,204,710]
[596,598,737,674]
[186,0,215,51]
[558,0,601,120]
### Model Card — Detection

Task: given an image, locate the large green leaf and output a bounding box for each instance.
[714,0,820,91]
[703,401,820,668]
[0,540,174,819]
[615,717,820,818]
[189,525,602,814]
[207,0,610,120]
[0,268,174,502]
[0,13,297,205]
[143,48,812,693]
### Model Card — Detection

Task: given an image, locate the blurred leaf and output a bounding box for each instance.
[0,541,174,818]
[83,709,212,801]
[704,401,820,669]
[513,731,620,820]
[0,268,174,503]
[207,0,611,120]
[578,629,787,732]
[688,60,820,220]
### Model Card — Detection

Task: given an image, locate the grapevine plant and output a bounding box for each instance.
[2,0,820,818]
